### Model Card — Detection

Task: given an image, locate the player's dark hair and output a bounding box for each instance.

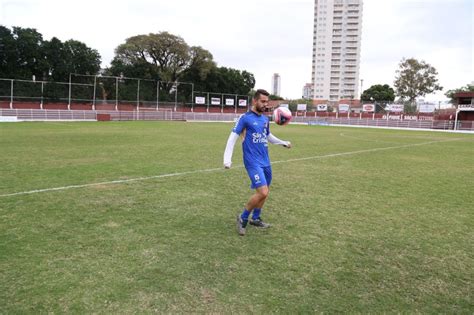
[253,89,270,100]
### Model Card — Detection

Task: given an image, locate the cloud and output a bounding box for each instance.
[360,0,473,100]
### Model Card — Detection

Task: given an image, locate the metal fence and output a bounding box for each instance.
[0,76,251,112]
[2,108,473,131]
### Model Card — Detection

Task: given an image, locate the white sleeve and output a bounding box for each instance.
[268,133,289,147]
[223,132,240,167]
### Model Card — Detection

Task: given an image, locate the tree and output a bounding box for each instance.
[62,40,101,78]
[110,32,213,101]
[180,46,215,83]
[0,26,17,78]
[0,26,101,82]
[240,70,256,95]
[269,94,284,100]
[0,27,47,80]
[445,83,474,104]
[41,38,101,100]
[394,58,442,104]
[202,67,255,95]
[361,84,395,103]
[42,37,69,81]
[112,32,191,83]
[360,84,395,112]
[109,31,255,97]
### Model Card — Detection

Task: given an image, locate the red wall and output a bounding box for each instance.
[13,102,41,109]
[43,103,68,110]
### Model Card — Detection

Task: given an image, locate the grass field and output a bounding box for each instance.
[1,121,473,313]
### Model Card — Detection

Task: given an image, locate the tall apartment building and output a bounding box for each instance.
[272,73,281,96]
[311,0,363,103]
[302,83,312,99]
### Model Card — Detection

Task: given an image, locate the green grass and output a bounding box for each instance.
[1,121,473,313]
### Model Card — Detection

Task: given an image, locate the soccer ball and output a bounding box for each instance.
[272,107,292,125]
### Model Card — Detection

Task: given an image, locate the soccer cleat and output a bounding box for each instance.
[236,215,248,236]
[249,218,271,229]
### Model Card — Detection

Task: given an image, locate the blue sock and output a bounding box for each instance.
[252,208,261,220]
[241,209,251,221]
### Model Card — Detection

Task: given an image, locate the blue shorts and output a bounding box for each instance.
[245,165,272,189]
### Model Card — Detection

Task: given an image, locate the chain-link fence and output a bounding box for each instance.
[0,76,252,112]
[0,79,71,106]
[0,75,197,111]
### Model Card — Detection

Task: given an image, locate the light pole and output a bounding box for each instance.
[370,97,377,120]
[115,76,119,111]
[92,75,97,110]
[10,79,13,109]
[156,80,160,111]
[174,82,178,112]
[68,73,72,109]
[137,79,141,112]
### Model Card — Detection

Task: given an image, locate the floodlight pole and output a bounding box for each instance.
[174,83,177,112]
[92,75,97,110]
[137,79,140,112]
[40,82,44,110]
[373,99,376,120]
[68,73,72,109]
[115,77,119,111]
[191,83,194,113]
[156,80,160,110]
[10,79,13,109]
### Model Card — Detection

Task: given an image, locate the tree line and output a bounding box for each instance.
[0,26,255,101]
[0,26,101,82]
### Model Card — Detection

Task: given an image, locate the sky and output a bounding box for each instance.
[0,0,473,101]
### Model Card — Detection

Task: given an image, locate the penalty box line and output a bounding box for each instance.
[0,138,459,198]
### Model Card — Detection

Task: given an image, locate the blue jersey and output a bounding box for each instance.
[232,111,271,168]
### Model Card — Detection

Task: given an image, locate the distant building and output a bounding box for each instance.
[302,83,312,99]
[454,91,474,122]
[272,73,281,96]
[311,0,364,103]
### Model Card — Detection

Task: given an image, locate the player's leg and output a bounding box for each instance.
[237,167,268,236]
[245,185,269,211]
[250,166,272,228]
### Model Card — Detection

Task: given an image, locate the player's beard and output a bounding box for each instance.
[255,103,266,113]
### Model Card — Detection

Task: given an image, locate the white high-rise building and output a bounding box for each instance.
[272,73,281,96]
[302,83,312,99]
[311,0,363,103]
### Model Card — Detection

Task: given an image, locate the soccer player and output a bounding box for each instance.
[223,89,292,236]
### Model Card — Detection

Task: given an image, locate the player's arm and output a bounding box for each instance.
[268,133,292,148]
[223,132,240,168]
[223,115,246,168]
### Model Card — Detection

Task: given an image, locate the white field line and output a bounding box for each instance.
[0,138,460,198]
[271,138,460,165]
